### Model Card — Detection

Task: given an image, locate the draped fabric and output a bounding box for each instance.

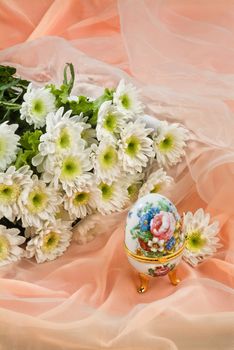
[0,1,234,349]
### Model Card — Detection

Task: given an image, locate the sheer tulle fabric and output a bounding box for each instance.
[0,1,234,349]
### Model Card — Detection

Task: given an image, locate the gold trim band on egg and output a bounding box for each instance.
[124,243,185,264]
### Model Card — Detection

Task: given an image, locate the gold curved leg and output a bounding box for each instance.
[168,268,180,286]
[137,273,150,293]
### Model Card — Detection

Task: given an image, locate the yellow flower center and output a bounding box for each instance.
[27,188,48,213]
[158,133,174,152]
[98,182,114,201]
[103,113,117,132]
[125,136,141,157]
[150,183,161,193]
[0,183,20,204]
[61,156,81,180]
[57,127,71,150]
[42,232,60,253]
[73,192,90,206]
[128,183,141,201]
[120,94,131,109]
[186,230,207,252]
[99,146,118,169]
[31,99,46,117]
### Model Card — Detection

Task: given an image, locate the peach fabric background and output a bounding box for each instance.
[0,1,234,349]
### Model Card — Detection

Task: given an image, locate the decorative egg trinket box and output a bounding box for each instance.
[125,193,185,293]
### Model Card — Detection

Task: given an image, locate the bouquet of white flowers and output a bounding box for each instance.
[0,64,220,266]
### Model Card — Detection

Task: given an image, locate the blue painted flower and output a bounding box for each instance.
[166,236,176,250]
[148,207,160,218]
[139,207,161,232]
[139,213,152,231]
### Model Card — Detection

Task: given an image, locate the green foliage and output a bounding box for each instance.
[158,201,170,212]
[0,65,16,78]
[69,96,94,117]
[15,130,42,169]
[20,130,42,150]
[89,88,114,126]
[68,88,114,127]
[130,226,139,239]
[0,63,115,133]
[0,65,29,130]
[131,224,153,242]
[137,230,153,242]
[0,63,116,174]
[48,62,114,127]
[48,63,75,106]
[144,250,164,258]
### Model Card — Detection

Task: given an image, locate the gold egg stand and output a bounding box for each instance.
[124,243,186,293]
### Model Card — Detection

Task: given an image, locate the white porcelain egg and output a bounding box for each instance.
[125,193,185,292]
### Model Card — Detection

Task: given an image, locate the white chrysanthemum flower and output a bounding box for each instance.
[25,220,72,263]
[72,212,106,244]
[0,122,20,171]
[182,208,222,267]
[0,166,33,222]
[20,175,62,228]
[0,225,25,266]
[96,180,128,215]
[92,138,121,184]
[81,124,97,146]
[96,101,129,141]
[63,185,98,219]
[20,84,56,129]
[44,149,93,196]
[118,121,154,174]
[72,210,126,245]
[113,79,144,115]
[153,121,189,168]
[32,107,85,167]
[138,168,174,198]
[68,113,97,146]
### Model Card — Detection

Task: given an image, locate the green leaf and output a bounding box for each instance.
[158,201,170,212]
[15,149,32,169]
[138,230,153,242]
[15,130,42,170]
[0,65,16,75]
[69,96,93,116]
[47,64,114,127]
[0,101,21,109]
[145,251,164,258]
[48,83,69,106]
[63,63,75,94]
[48,63,75,107]
[0,64,29,128]
[89,88,114,127]
[20,130,42,150]
[0,79,20,91]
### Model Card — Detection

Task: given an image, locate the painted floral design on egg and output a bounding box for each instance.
[125,194,185,292]
[126,194,184,258]
[150,211,176,241]
[125,193,220,293]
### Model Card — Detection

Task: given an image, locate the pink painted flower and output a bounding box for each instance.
[154,265,170,276]
[150,211,176,241]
